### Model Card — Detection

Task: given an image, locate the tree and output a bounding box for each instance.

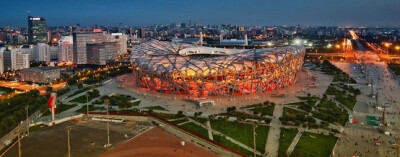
[77,82,84,89]
[46,87,53,93]
[92,89,100,98]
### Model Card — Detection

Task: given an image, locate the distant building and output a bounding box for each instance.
[20,45,35,61]
[73,32,108,64]
[86,43,106,65]
[58,36,73,63]
[35,43,50,63]
[0,47,5,74]
[140,28,146,38]
[49,46,59,61]
[28,16,47,44]
[103,42,117,61]
[3,49,30,71]
[110,33,127,54]
[21,67,60,83]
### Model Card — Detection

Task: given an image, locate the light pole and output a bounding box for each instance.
[25,105,29,136]
[252,123,257,157]
[396,46,400,54]
[86,93,90,118]
[16,129,21,157]
[65,126,71,157]
[104,99,111,147]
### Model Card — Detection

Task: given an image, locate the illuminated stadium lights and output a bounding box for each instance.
[130,40,305,97]
[293,39,301,45]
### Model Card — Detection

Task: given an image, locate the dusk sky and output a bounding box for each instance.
[1,0,400,27]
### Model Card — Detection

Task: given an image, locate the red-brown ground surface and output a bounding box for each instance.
[99,127,219,157]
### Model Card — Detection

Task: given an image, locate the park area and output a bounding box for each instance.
[291,132,338,157]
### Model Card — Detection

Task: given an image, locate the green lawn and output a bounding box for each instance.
[291,132,338,157]
[210,120,269,153]
[170,118,188,125]
[191,117,207,124]
[248,104,275,116]
[213,134,255,157]
[76,105,104,113]
[180,122,209,138]
[278,128,298,157]
[144,106,167,111]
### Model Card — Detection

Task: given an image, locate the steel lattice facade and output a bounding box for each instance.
[130,40,305,96]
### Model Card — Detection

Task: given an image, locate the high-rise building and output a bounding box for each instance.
[73,33,93,64]
[49,46,59,61]
[86,43,106,65]
[73,32,108,64]
[20,45,35,61]
[104,42,117,61]
[0,47,5,74]
[3,49,30,71]
[110,33,127,54]
[140,28,146,38]
[58,36,73,63]
[28,16,47,44]
[35,43,50,62]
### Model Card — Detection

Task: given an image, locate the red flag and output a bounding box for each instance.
[47,97,55,109]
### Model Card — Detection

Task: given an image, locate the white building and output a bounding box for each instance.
[35,43,50,62]
[3,49,30,71]
[49,46,59,61]
[0,47,5,74]
[20,45,35,61]
[58,36,74,63]
[110,33,127,55]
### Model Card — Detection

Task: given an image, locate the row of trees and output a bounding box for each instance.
[0,90,46,137]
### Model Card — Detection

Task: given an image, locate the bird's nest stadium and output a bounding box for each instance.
[130,40,305,97]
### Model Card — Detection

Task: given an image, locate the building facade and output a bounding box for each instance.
[28,16,47,44]
[110,33,127,54]
[86,43,106,65]
[21,67,60,83]
[3,49,30,71]
[35,43,50,62]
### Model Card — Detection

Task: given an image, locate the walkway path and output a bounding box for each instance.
[206,120,213,140]
[264,103,284,157]
[286,131,302,156]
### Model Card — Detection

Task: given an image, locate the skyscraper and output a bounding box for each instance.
[28,16,47,44]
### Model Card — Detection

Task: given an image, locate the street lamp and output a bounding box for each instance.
[86,92,90,118]
[65,126,72,157]
[104,99,111,147]
[396,46,400,53]
[25,105,29,136]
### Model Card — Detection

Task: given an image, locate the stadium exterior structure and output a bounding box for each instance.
[130,40,305,97]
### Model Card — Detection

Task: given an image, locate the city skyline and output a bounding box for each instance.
[1,0,400,27]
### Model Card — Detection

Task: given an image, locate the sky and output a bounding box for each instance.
[0,0,400,27]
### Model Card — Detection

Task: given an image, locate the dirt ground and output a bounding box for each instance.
[3,120,152,157]
[99,127,219,157]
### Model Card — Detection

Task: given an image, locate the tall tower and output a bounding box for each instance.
[220,34,223,44]
[199,32,203,46]
[244,34,248,46]
[28,16,47,44]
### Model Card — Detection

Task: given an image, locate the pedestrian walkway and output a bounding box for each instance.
[286,131,302,156]
[206,120,213,140]
[264,103,284,157]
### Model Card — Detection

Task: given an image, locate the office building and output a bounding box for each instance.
[86,43,106,65]
[20,45,35,61]
[73,32,108,64]
[28,16,47,44]
[0,47,4,74]
[3,49,30,71]
[104,42,117,61]
[35,43,50,62]
[49,46,59,61]
[110,33,127,54]
[21,67,60,83]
